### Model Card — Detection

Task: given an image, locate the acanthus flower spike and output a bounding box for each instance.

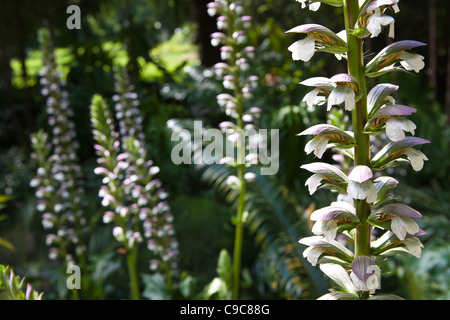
[291,0,429,300]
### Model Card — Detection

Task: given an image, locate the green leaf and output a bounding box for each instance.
[178,274,197,299]
[202,277,228,300]
[0,237,15,251]
[141,273,171,300]
[216,249,232,287]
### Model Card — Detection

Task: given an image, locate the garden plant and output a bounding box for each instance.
[0,0,446,303]
[291,0,428,299]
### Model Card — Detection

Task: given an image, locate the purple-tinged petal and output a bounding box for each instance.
[310,202,357,222]
[348,165,373,183]
[330,73,357,84]
[372,105,416,118]
[361,0,399,14]
[351,256,377,282]
[367,83,399,115]
[301,162,349,181]
[286,23,334,35]
[414,229,427,237]
[298,236,355,260]
[366,41,427,75]
[374,203,422,218]
[300,77,333,88]
[371,136,430,168]
[297,124,351,137]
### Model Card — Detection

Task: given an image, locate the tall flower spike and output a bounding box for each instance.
[292,0,429,300]
[208,0,260,300]
[91,90,179,288]
[113,65,145,144]
[31,28,88,273]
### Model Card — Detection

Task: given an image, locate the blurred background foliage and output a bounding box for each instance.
[0,0,449,299]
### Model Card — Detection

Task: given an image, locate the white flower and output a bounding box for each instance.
[302,88,327,111]
[399,52,425,73]
[103,211,114,224]
[403,237,423,258]
[304,135,329,158]
[347,180,378,203]
[288,36,315,62]
[391,215,419,240]
[113,226,125,241]
[350,256,381,293]
[328,85,355,111]
[244,172,256,182]
[347,166,377,203]
[402,148,428,171]
[296,0,321,11]
[302,246,324,266]
[312,220,338,242]
[385,116,416,141]
[226,175,241,188]
[305,174,324,195]
[366,8,395,38]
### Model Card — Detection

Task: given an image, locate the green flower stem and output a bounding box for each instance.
[118,217,140,300]
[228,9,247,296]
[231,68,247,301]
[344,0,372,278]
[232,164,246,300]
[126,244,140,300]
